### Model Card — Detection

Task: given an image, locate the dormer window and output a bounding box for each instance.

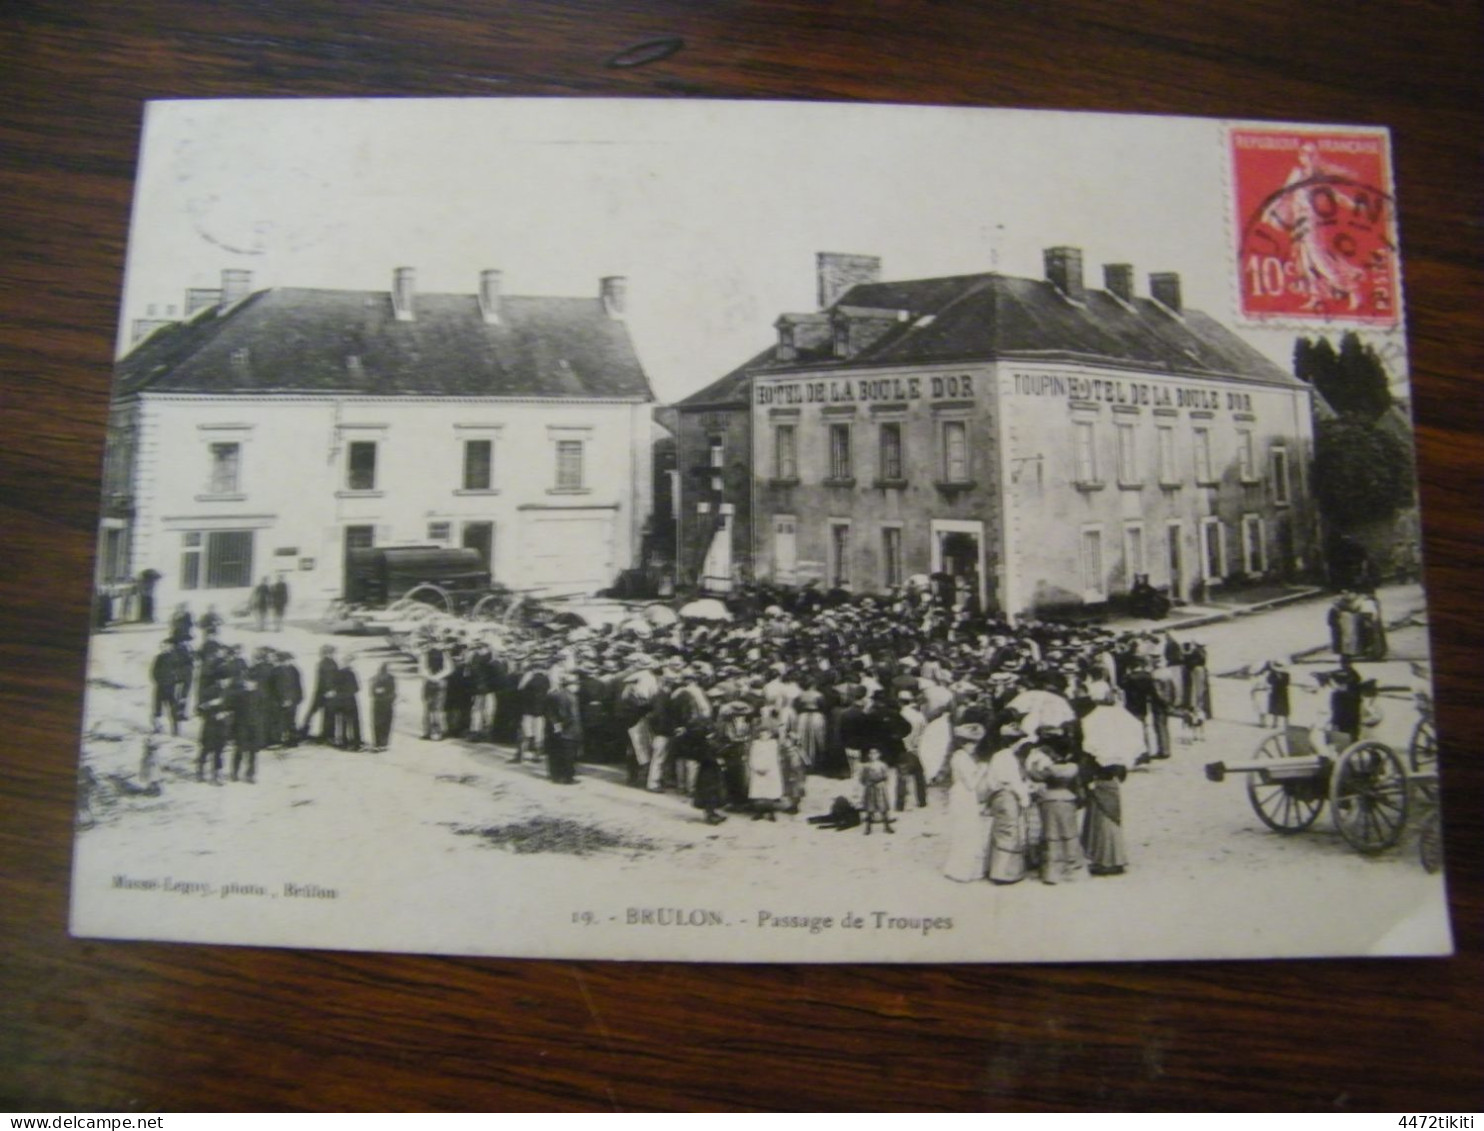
[832,319,850,359]
[776,323,797,362]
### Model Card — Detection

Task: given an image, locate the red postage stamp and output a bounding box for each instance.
[1230,125,1398,325]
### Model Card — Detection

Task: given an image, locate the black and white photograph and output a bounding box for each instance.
[71,98,1451,962]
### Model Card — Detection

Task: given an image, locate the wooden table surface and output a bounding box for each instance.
[2,1,1480,1112]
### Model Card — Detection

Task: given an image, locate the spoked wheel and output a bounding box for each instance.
[1408,718,1437,775]
[403,583,454,614]
[1246,732,1325,834]
[1331,741,1409,855]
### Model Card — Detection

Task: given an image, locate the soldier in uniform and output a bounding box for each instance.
[273,651,304,747]
[334,655,363,750]
[196,675,231,784]
[301,644,338,744]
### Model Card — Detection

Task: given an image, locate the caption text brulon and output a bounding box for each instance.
[596,907,954,937]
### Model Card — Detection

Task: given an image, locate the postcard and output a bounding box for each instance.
[71,99,1451,961]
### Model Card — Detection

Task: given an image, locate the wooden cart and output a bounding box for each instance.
[1205,692,1439,860]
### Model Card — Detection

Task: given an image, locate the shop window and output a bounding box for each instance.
[181,530,254,590]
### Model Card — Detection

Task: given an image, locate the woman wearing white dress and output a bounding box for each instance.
[984,715,1034,884]
[943,723,992,882]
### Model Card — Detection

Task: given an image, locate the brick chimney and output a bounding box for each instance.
[219,269,252,310]
[392,267,416,322]
[816,252,881,309]
[600,275,628,319]
[1103,263,1135,304]
[185,287,221,315]
[1149,271,1183,314]
[1044,247,1085,303]
[131,318,175,345]
[479,269,502,324]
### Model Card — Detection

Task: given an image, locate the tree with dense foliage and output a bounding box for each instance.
[1311,413,1415,529]
[1293,331,1393,420]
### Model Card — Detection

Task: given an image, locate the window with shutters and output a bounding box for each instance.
[1116,423,1140,487]
[1074,421,1101,487]
[879,422,904,482]
[347,440,378,491]
[555,439,584,490]
[882,526,904,588]
[941,420,970,484]
[1193,427,1215,484]
[827,423,853,482]
[463,439,493,491]
[208,442,240,495]
[774,424,798,481]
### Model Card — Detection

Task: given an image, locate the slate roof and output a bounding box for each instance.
[749,272,1302,388]
[117,287,654,400]
[674,346,773,409]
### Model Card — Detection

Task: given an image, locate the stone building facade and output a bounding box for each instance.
[103,268,655,618]
[693,249,1317,617]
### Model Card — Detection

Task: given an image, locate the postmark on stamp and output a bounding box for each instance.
[1230,126,1398,325]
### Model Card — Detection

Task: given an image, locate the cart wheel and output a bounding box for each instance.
[1418,810,1444,874]
[403,583,453,613]
[1331,741,1409,855]
[1408,719,1437,775]
[1246,732,1324,834]
[470,593,507,622]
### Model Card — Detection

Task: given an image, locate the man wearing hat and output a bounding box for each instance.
[669,666,714,796]
[514,655,551,763]
[618,656,660,787]
[301,644,338,745]
[895,688,928,811]
[1254,659,1291,730]
[544,670,584,784]
[645,664,683,792]
[272,651,303,747]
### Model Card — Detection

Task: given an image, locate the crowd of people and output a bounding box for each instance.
[149,602,395,785]
[144,581,1227,885]
[399,583,1216,884]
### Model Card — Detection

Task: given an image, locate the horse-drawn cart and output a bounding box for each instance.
[1205,692,1440,866]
